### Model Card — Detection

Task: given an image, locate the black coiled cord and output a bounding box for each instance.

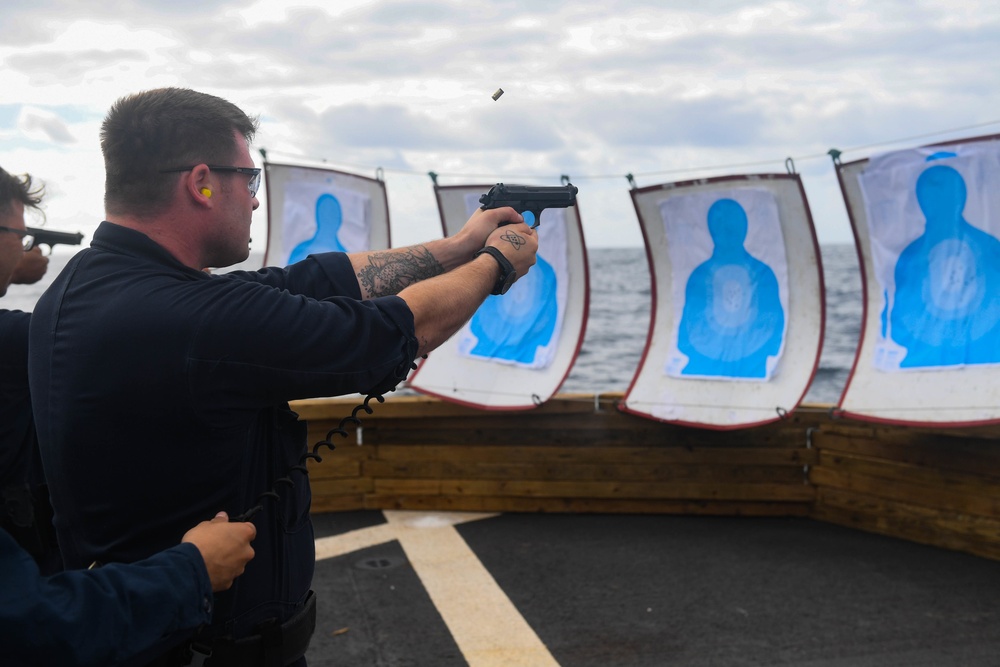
[232,358,419,523]
[232,394,386,522]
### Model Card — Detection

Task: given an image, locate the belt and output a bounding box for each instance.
[151,590,317,667]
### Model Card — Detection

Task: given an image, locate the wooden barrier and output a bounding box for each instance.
[808,421,1000,561]
[294,393,815,517]
[291,393,1000,561]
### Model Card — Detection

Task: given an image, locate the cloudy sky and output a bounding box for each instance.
[3,0,999,252]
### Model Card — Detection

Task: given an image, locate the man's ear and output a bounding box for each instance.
[188,164,214,203]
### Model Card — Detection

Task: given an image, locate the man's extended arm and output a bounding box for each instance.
[397,220,538,357]
[349,207,523,299]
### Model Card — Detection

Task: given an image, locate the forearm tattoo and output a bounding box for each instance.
[358,246,445,297]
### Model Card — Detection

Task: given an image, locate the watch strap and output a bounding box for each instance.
[474,246,516,295]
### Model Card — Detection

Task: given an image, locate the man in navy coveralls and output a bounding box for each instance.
[0,166,60,573]
[0,166,258,666]
[29,88,537,666]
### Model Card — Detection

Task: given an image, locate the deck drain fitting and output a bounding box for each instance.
[355,556,406,571]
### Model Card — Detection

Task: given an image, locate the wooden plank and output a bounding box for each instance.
[809,467,1000,519]
[363,460,806,484]
[301,436,371,461]
[373,478,815,502]
[363,494,811,516]
[373,444,815,466]
[294,394,1000,437]
[366,423,808,448]
[815,433,1000,480]
[303,429,362,449]
[813,487,1000,561]
[813,505,1000,561]
[817,450,1000,498]
[803,423,879,440]
[292,394,629,421]
[868,424,1000,443]
[305,457,362,480]
[310,477,374,496]
[311,494,367,513]
[817,487,1000,545]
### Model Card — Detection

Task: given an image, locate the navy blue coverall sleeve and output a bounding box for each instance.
[0,529,212,667]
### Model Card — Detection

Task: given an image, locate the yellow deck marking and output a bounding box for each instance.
[314,521,398,560]
[315,510,561,667]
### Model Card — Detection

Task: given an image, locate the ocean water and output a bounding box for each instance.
[3,245,862,405]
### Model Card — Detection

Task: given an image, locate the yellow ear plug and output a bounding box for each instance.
[201,188,212,198]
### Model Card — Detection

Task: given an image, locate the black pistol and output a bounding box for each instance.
[479,183,578,228]
[26,227,84,251]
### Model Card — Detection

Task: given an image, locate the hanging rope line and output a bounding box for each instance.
[260,118,1000,183]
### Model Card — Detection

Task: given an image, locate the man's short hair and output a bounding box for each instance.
[100,87,260,217]
[0,167,44,218]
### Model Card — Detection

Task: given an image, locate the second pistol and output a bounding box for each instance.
[26,227,84,252]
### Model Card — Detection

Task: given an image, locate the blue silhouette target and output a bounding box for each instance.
[466,253,559,366]
[675,198,785,379]
[288,193,347,263]
[456,199,568,370]
[889,161,1000,368]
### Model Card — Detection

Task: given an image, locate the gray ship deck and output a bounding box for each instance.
[305,510,1000,667]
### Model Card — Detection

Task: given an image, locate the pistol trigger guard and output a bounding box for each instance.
[519,209,541,229]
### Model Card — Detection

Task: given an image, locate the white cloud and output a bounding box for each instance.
[18,107,77,144]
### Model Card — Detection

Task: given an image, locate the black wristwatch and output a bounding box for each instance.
[474,246,517,295]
